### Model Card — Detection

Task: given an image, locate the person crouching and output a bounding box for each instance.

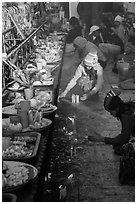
[59,48,104,101]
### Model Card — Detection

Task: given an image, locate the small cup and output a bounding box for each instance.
[24,88,34,100]
[20,100,30,111]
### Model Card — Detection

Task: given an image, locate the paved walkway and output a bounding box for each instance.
[49,52,135,202]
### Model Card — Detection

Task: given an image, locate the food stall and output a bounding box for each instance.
[2,2,67,201]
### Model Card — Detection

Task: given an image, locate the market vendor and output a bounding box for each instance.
[59,48,104,101]
[88,89,135,155]
[73,36,107,69]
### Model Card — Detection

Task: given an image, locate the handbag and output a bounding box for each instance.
[119,143,135,185]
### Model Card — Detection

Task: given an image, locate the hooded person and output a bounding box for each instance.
[88,89,135,155]
[73,36,107,68]
[111,15,126,44]
[59,48,104,101]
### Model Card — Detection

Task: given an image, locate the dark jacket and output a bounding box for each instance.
[95,27,125,54]
[87,34,103,47]
[105,110,135,145]
[107,33,125,54]
[66,26,82,44]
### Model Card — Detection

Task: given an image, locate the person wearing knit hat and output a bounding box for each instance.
[84,48,98,67]
[73,36,107,68]
[88,89,135,155]
[58,50,103,101]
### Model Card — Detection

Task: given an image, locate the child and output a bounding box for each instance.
[59,49,103,101]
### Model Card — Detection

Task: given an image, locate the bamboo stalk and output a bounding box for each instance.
[5,8,25,40]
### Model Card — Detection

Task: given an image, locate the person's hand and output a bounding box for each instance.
[58,92,67,101]
[80,94,88,101]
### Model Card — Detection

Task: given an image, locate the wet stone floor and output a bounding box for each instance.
[42,53,135,202]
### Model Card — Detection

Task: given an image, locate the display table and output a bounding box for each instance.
[2,31,66,201]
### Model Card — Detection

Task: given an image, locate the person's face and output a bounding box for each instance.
[84,64,92,70]
[90,56,98,67]
[92,30,100,37]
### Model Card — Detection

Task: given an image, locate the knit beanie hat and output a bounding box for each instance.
[84,49,98,66]
[73,37,87,49]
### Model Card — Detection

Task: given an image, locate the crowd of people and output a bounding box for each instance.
[59,10,135,156]
[61,10,134,99]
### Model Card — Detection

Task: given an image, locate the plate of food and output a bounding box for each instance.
[8,87,25,92]
[2,132,41,161]
[2,118,52,135]
[2,105,17,116]
[41,104,57,115]
[42,78,54,86]
[44,53,61,64]
[33,78,54,87]
[2,161,38,193]
[7,82,25,92]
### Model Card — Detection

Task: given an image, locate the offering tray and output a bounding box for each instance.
[2,161,38,193]
[2,118,52,134]
[2,132,41,161]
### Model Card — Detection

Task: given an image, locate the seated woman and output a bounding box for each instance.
[59,48,104,101]
[65,16,82,54]
[88,89,135,155]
